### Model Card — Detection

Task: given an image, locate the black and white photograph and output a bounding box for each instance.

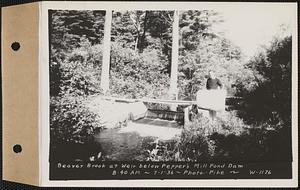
[46,2,296,182]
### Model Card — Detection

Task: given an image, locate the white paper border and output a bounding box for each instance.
[39,1,298,187]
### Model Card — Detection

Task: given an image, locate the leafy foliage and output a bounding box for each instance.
[50,95,103,145]
[110,45,170,98]
[49,10,105,147]
[50,9,105,96]
[178,10,246,100]
[57,39,103,96]
[175,113,245,161]
[154,112,291,162]
[110,10,173,98]
[111,10,173,54]
[210,125,291,162]
[50,10,105,51]
[235,36,292,125]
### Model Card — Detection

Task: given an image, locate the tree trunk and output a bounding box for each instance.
[100,10,112,93]
[138,11,148,53]
[169,10,179,111]
[134,34,139,51]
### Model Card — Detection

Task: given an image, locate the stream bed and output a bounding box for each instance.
[94,118,182,161]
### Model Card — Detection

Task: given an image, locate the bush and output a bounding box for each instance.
[49,38,106,161]
[50,37,103,97]
[210,125,292,162]
[235,36,292,126]
[149,112,245,161]
[176,112,247,161]
[50,95,103,145]
[176,122,215,161]
[153,111,291,162]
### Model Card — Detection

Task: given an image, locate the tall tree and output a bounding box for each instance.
[100,10,112,93]
[170,10,179,97]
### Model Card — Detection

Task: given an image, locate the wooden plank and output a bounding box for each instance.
[99,96,241,107]
[140,98,196,105]
[100,96,139,103]
[99,96,196,105]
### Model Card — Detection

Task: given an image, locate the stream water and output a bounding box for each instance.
[94,118,182,161]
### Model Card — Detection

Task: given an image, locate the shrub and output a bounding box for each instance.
[174,112,247,161]
[153,111,291,162]
[50,94,103,145]
[50,37,103,97]
[235,36,292,126]
[176,123,215,161]
[49,40,105,161]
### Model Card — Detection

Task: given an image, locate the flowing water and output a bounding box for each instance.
[94,118,182,161]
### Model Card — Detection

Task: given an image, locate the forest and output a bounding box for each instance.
[49,10,292,162]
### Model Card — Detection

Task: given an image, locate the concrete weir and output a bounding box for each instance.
[119,120,182,140]
[86,96,148,129]
[87,95,183,139]
[87,96,184,160]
